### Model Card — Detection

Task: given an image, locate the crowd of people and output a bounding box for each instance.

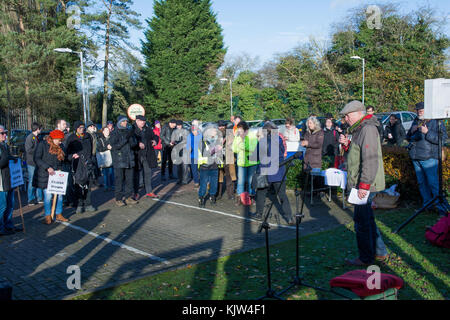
[0,100,447,269]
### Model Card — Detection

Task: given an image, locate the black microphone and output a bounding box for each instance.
[278,151,303,168]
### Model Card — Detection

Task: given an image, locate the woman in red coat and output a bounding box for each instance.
[153,120,162,165]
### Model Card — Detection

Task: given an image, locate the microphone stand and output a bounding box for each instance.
[277,162,329,297]
[257,151,302,300]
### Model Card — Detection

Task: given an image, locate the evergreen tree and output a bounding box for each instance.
[141,0,226,120]
[0,0,90,129]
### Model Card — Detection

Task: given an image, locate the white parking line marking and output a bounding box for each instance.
[152,198,297,230]
[56,221,169,264]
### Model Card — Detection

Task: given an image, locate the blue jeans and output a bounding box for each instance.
[43,189,63,216]
[102,167,115,189]
[198,169,218,198]
[237,165,257,196]
[191,162,199,184]
[0,191,15,231]
[353,193,388,263]
[412,158,447,214]
[27,165,43,202]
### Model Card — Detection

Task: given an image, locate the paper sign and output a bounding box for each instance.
[348,188,370,205]
[47,171,69,195]
[9,160,24,188]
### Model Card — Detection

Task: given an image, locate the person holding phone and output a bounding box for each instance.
[406,102,448,217]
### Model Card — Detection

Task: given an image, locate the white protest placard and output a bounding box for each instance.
[9,160,24,188]
[47,171,69,195]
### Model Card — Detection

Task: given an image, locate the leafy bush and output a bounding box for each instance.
[286,146,450,202]
[285,156,334,190]
[382,146,450,201]
[286,159,304,190]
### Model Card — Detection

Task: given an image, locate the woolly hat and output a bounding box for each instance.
[217,120,227,127]
[415,102,424,110]
[73,121,84,131]
[49,130,65,140]
[263,121,278,130]
[176,120,183,126]
[117,115,128,127]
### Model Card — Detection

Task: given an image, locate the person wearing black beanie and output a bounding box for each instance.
[66,121,96,213]
[172,120,190,185]
[110,116,139,206]
[160,120,177,181]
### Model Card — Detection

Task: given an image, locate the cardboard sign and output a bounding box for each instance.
[47,171,69,195]
[9,160,24,188]
[127,104,145,121]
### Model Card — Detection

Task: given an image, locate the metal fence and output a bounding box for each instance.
[0,108,50,130]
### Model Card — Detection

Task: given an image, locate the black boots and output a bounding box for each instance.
[198,196,216,208]
[198,196,207,208]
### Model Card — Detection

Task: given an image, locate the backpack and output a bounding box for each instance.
[73,154,90,186]
[425,214,450,248]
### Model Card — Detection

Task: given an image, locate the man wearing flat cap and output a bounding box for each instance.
[406,102,448,217]
[338,100,388,266]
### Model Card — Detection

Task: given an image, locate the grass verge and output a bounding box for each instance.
[73,208,449,300]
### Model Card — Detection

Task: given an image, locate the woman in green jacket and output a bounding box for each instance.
[232,121,259,201]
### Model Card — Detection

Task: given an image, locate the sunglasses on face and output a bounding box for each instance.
[0,132,7,135]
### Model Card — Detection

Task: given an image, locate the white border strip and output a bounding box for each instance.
[56,221,169,264]
[152,199,297,230]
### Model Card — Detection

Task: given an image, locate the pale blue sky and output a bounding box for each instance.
[86,0,449,88]
[128,0,450,64]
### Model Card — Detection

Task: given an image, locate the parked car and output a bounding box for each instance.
[199,121,217,132]
[296,117,328,138]
[182,121,191,131]
[377,111,417,131]
[9,129,31,158]
[244,120,263,128]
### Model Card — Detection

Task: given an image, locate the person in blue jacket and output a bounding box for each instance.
[406,102,448,217]
[254,122,295,225]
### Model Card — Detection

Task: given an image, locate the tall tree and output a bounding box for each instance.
[141,0,226,120]
[0,0,89,129]
[109,52,144,120]
[86,0,142,126]
[328,4,449,111]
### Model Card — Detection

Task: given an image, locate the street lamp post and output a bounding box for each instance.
[54,48,87,124]
[220,78,233,118]
[351,56,365,105]
[86,75,95,122]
